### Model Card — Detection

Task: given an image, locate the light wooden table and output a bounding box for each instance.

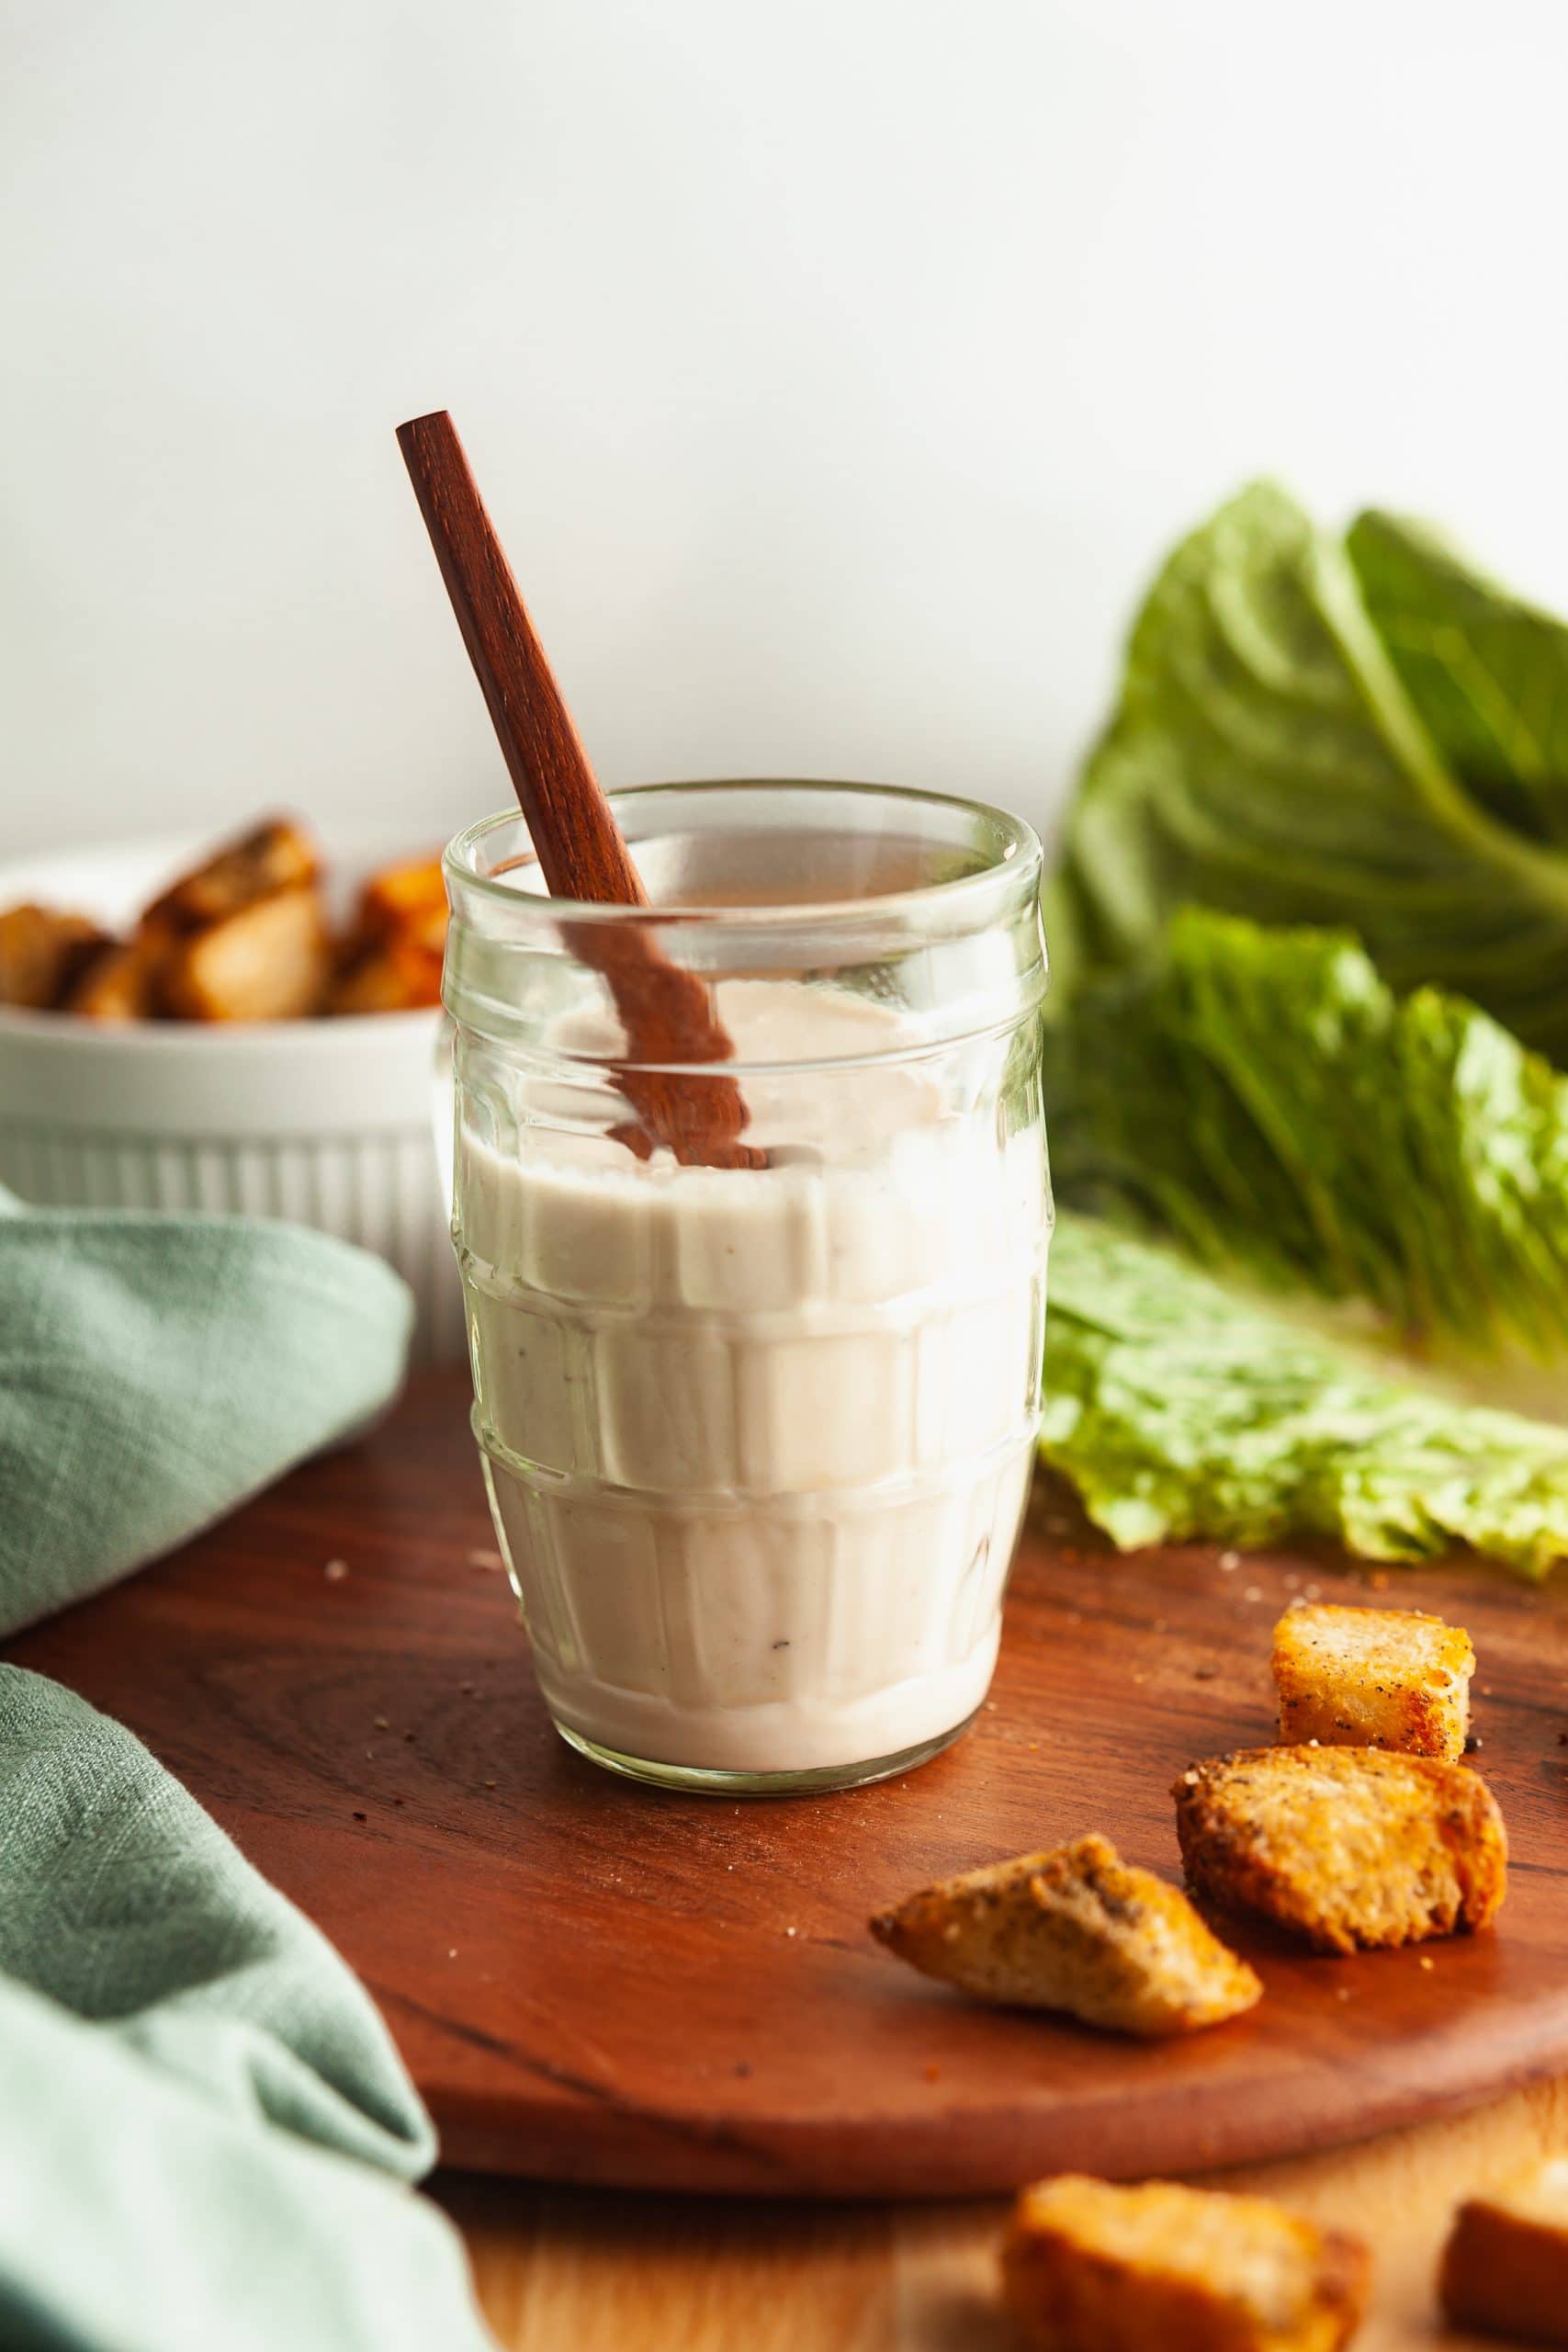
[439,2075,1568,2350]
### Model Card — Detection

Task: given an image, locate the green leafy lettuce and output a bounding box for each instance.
[1348,509,1568,851]
[1044,906,1568,1376]
[1043,1215,1568,1577]
[1047,483,1568,1061]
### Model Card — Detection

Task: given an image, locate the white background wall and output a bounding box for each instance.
[4,0,1567,861]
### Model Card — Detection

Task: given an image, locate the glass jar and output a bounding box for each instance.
[443,780,1050,1793]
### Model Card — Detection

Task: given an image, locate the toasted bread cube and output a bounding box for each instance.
[870,1834,1261,2037]
[1439,2159,1568,2345]
[356,854,447,952]
[62,934,166,1021]
[1002,2174,1370,2352]
[0,904,113,1009]
[326,931,445,1014]
[327,853,447,1012]
[142,817,319,933]
[159,887,331,1022]
[1174,1747,1506,1956]
[1271,1604,1474,1761]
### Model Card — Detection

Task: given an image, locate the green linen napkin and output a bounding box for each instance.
[0,1191,414,1634]
[0,1668,493,2352]
[0,1196,496,2352]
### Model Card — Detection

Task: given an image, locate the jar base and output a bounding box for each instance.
[551,1708,980,1796]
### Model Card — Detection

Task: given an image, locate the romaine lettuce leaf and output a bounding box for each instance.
[1047,482,1568,1061]
[1045,907,1568,1373]
[1043,1215,1568,1577]
[1348,509,1568,851]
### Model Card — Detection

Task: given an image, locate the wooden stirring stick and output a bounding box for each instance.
[397,411,761,1169]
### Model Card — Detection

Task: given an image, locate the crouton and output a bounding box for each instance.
[325,851,447,1012]
[1174,1747,1506,1955]
[355,853,447,952]
[141,817,319,933]
[1439,2159,1568,2345]
[870,1834,1261,2037]
[0,903,112,1009]
[159,887,331,1022]
[1002,2174,1370,2352]
[326,930,444,1014]
[1271,1603,1474,1760]
[62,934,166,1021]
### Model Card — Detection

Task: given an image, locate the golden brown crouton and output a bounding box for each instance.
[1002,2174,1370,2352]
[1439,2159,1568,2344]
[355,853,447,952]
[325,930,445,1014]
[0,904,113,1009]
[1174,1747,1506,1956]
[159,887,331,1022]
[1271,1603,1474,1760]
[62,934,167,1021]
[142,817,320,933]
[325,852,447,1012]
[870,1834,1261,2037]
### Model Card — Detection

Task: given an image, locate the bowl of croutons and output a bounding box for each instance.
[0,815,464,1359]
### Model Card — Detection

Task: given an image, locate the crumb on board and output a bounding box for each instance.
[323,1558,349,1581]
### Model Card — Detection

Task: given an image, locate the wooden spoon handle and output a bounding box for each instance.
[397,412,761,1169]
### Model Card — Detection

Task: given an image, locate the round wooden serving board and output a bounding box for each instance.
[10,1370,1568,2198]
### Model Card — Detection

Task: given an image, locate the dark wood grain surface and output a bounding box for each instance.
[9,1370,1568,2199]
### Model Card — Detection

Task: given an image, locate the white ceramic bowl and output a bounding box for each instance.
[0,833,463,1361]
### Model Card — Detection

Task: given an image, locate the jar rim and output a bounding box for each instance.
[442,777,1043,929]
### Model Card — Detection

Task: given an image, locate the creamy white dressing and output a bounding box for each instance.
[457,980,1046,1774]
